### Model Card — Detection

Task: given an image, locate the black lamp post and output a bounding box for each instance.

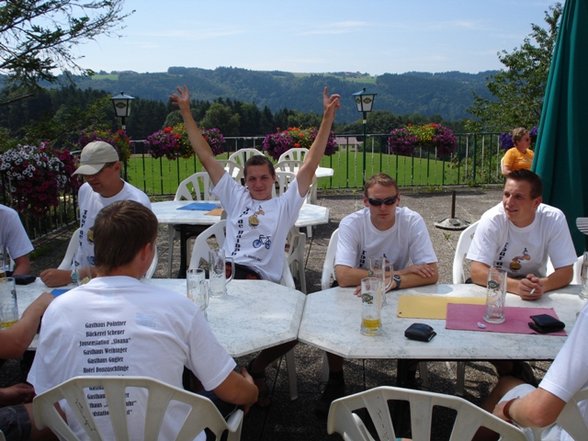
[352,88,377,181]
[111,92,134,131]
[111,92,134,181]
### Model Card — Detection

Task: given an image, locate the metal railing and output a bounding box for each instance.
[126,132,505,195]
[1,132,504,240]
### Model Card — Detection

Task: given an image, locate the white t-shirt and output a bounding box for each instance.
[467,203,576,277]
[336,206,437,270]
[28,276,235,441]
[76,181,151,269]
[0,203,33,261]
[212,172,305,282]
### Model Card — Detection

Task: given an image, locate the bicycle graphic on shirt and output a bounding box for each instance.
[252,234,272,249]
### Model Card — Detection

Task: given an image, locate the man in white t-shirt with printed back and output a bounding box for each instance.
[22,200,257,441]
[316,172,439,416]
[40,141,151,287]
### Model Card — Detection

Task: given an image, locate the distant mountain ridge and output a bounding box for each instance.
[66,67,497,123]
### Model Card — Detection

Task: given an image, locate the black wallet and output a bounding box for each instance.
[13,274,36,285]
[404,323,436,342]
[528,314,565,334]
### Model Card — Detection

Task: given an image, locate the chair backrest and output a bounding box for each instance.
[145,246,158,279]
[58,228,81,270]
[275,159,302,173]
[272,171,297,198]
[452,221,478,284]
[189,220,295,287]
[217,159,244,182]
[32,375,243,441]
[174,172,216,201]
[327,386,527,441]
[227,148,264,169]
[576,217,588,235]
[278,148,309,163]
[551,386,588,440]
[189,220,227,270]
[321,229,339,290]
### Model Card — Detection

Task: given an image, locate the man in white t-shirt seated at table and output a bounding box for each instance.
[467,169,576,300]
[0,200,257,441]
[467,169,577,382]
[172,85,341,407]
[316,172,438,416]
[40,141,151,287]
[0,204,34,276]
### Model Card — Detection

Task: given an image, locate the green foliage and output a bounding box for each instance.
[0,0,132,95]
[469,3,562,131]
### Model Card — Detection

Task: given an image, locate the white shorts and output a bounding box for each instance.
[499,384,565,441]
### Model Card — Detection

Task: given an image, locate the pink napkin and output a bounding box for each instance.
[445,304,567,336]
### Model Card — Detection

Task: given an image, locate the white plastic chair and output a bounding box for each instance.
[57,228,81,270]
[167,172,217,276]
[145,246,158,279]
[321,228,339,290]
[217,159,244,182]
[278,147,309,163]
[188,220,298,400]
[576,217,588,235]
[227,148,264,169]
[275,159,302,173]
[286,226,307,293]
[451,221,478,284]
[32,375,243,441]
[327,386,527,441]
[540,386,588,440]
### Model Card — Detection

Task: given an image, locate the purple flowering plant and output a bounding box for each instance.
[0,144,80,216]
[387,123,457,158]
[262,127,337,161]
[79,129,131,162]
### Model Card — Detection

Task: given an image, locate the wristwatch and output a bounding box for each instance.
[392,274,401,290]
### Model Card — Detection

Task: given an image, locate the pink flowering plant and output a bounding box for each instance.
[261,127,337,160]
[79,129,131,162]
[0,144,80,216]
[146,126,182,159]
[146,125,225,159]
[387,123,457,158]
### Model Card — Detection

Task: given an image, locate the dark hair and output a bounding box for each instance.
[363,173,398,197]
[244,155,275,178]
[506,169,543,198]
[93,200,157,272]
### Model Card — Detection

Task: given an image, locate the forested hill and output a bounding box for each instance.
[66,67,496,123]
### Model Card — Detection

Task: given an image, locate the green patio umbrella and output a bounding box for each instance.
[533,0,588,255]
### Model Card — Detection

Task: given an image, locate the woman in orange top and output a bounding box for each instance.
[501,127,534,175]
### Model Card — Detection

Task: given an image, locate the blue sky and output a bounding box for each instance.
[72,0,558,75]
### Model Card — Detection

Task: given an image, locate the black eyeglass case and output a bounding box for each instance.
[404,323,436,342]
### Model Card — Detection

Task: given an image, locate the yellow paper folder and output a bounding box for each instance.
[397,295,486,320]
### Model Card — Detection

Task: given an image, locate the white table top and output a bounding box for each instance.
[18,279,305,358]
[298,283,584,361]
[152,200,329,228]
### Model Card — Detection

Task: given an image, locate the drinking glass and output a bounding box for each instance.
[360,276,383,336]
[187,268,208,318]
[483,267,508,324]
[0,245,11,277]
[580,252,588,301]
[0,277,18,329]
[369,257,392,306]
[208,250,234,297]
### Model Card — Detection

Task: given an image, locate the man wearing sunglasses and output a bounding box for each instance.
[315,172,438,416]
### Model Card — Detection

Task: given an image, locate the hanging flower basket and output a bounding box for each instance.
[261,127,338,161]
[387,123,457,158]
[79,129,131,163]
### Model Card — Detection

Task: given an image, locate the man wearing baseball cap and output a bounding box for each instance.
[40,141,151,287]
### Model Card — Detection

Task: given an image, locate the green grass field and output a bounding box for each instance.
[125,150,496,197]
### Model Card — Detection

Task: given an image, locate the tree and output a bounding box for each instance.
[0,0,133,101]
[469,3,562,132]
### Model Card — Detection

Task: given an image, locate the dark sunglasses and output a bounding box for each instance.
[368,195,398,206]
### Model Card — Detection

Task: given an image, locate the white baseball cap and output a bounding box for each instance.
[73,141,119,176]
